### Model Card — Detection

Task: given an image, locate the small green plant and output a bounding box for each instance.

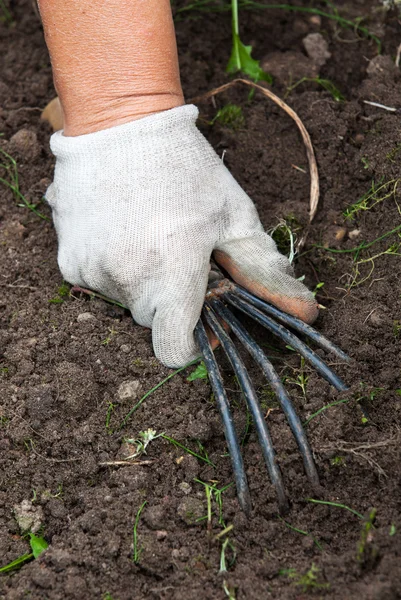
[0,533,48,573]
[288,563,329,593]
[101,327,117,345]
[195,479,233,529]
[361,157,370,169]
[187,361,208,381]
[269,219,299,263]
[162,434,215,466]
[330,455,346,467]
[0,149,49,220]
[393,320,401,338]
[227,0,271,82]
[344,178,400,221]
[105,402,116,434]
[389,524,396,536]
[0,0,13,24]
[223,581,237,599]
[287,77,344,102]
[279,516,322,550]
[386,143,401,163]
[357,508,377,563]
[132,501,147,564]
[285,357,308,400]
[212,104,245,130]
[48,282,70,304]
[307,498,364,520]
[124,429,163,460]
[119,357,200,429]
[219,537,236,573]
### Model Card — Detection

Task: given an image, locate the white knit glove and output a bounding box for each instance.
[46,105,317,367]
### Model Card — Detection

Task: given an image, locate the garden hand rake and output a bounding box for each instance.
[195,271,350,516]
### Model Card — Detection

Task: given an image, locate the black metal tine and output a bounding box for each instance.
[194,320,252,516]
[224,292,349,392]
[232,285,350,363]
[202,307,290,515]
[208,297,320,488]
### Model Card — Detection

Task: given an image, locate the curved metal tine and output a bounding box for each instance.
[208,297,320,488]
[232,285,350,363]
[224,292,349,392]
[194,320,252,516]
[202,307,290,515]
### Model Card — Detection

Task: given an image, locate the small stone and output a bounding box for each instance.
[178,482,192,496]
[144,504,166,530]
[117,379,140,401]
[309,15,322,27]
[120,344,131,353]
[177,497,204,525]
[302,33,331,68]
[334,227,347,242]
[77,312,97,322]
[13,499,44,533]
[9,129,41,161]
[156,530,168,541]
[349,229,361,240]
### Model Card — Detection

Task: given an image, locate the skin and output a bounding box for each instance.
[37,0,318,325]
[37,0,185,136]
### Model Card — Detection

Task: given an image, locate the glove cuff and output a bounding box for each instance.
[50,104,199,158]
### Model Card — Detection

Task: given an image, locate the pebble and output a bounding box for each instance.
[117,379,140,400]
[177,497,204,525]
[13,499,44,534]
[178,482,192,495]
[120,344,131,353]
[9,129,41,161]
[302,33,331,68]
[77,312,97,322]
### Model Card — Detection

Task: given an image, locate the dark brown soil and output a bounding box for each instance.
[1,1,401,599]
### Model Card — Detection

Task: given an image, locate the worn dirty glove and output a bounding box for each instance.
[46,105,318,367]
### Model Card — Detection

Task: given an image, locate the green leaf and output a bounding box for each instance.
[28,533,48,559]
[227,33,272,83]
[187,361,208,382]
[0,553,33,573]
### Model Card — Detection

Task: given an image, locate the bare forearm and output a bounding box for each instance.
[37,0,184,135]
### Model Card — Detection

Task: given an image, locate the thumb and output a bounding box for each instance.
[214,232,318,323]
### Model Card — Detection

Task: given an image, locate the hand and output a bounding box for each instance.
[46,105,318,367]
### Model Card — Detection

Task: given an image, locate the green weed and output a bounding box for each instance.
[287,77,344,102]
[279,516,322,550]
[0,149,49,221]
[174,1,381,51]
[119,358,200,429]
[187,361,208,381]
[124,429,163,460]
[330,455,346,467]
[307,498,364,520]
[0,533,48,573]
[357,508,377,563]
[0,0,13,24]
[212,103,245,130]
[269,218,300,263]
[132,501,147,564]
[48,282,70,304]
[288,563,329,593]
[227,0,272,82]
[162,434,215,466]
[195,479,233,529]
[344,178,400,221]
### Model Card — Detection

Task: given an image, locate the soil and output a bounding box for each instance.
[1,1,401,599]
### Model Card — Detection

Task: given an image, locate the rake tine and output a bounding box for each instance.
[232,285,350,363]
[202,306,290,515]
[194,320,252,516]
[208,297,319,488]
[223,292,349,392]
